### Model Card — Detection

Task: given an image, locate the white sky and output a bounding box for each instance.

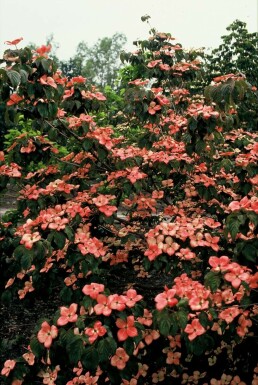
[0,0,257,60]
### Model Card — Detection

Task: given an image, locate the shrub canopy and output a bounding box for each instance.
[0,27,258,385]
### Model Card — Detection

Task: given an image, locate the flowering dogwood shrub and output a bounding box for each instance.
[0,28,258,385]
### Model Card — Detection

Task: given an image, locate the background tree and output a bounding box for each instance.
[59,33,127,89]
[204,20,258,131]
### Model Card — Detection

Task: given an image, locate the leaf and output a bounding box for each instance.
[195,140,206,154]
[187,334,214,356]
[177,310,188,329]
[0,68,8,81]
[64,226,74,241]
[37,103,49,119]
[123,338,134,355]
[98,337,116,361]
[21,251,33,270]
[7,70,21,88]
[81,346,99,370]
[159,316,173,336]
[141,14,151,22]
[188,118,197,132]
[204,271,221,292]
[30,337,44,358]
[19,69,29,84]
[198,312,209,327]
[67,338,84,364]
[60,286,73,304]
[97,147,108,160]
[40,58,51,72]
[34,241,47,260]
[1,290,12,306]
[242,244,257,263]
[53,231,66,249]
[82,139,93,151]
[48,102,58,118]
[225,214,243,240]
[14,245,34,269]
[14,245,27,259]
[82,295,94,309]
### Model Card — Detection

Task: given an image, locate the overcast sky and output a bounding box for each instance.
[0,0,256,60]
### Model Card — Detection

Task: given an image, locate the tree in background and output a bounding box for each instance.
[59,33,127,89]
[204,20,258,131]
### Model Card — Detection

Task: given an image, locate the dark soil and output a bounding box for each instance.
[0,294,62,366]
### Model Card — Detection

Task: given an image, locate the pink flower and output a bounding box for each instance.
[85,321,107,344]
[116,316,138,341]
[38,365,60,385]
[37,321,58,348]
[57,303,78,326]
[137,309,153,326]
[5,37,23,45]
[219,306,241,324]
[224,263,250,289]
[108,294,126,311]
[35,44,52,56]
[98,205,117,217]
[148,101,162,115]
[184,318,205,341]
[82,283,105,299]
[20,232,41,249]
[1,360,16,376]
[209,256,230,272]
[126,167,147,184]
[94,294,112,316]
[6,93,24,106]
[22,351,35,365]
[111,348,129,370]
[155,288,178,310]
[39,75,57,89]
[122,289,143,308]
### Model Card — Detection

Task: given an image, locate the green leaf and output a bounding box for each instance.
[67,338,84,364]
[7,70,21,88]
[40,58,51,72]
[177,310,188,329]
[204,271,221,292]
[53,231,66,249]
[97,147,108,160]
[159,316,172,336]
[21,251,33,270]
[123,338,134,355]
[98,337,116,361]
[82,295,94,309]
[187,334,215,356]
[19,69,29,84]
[195,140,206,154]
[60,286,73,304]
[30,337,44,358]
[14,245,27,259]
[188,118,197,132]
[1,290,12,306]
[0,68,8,81]
[225,214,243,240]
[82,139,93,151]
[64,226,74,241]
[34,241,47,260]
[48,102,58,118]
[37,103,49,118]
[198,312,209,327]
[242,244,257,263]
[81,346,99,370]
